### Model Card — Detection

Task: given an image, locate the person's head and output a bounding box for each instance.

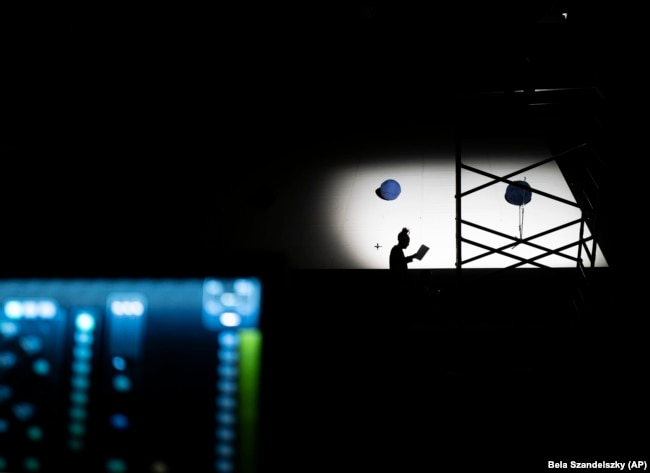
[397,227,410,249]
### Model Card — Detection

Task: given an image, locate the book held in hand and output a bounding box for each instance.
[414,244,429,260]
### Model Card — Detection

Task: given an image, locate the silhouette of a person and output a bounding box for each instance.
[389,227,417,289]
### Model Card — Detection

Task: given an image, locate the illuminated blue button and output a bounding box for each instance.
[0,384,11,402]
[112,356,127,371]
[215,459,234,472]
[217,364,238,378]
[215,443,235,457]
[216,427,236,441]
[73,345,93,360]
[218,331,239,348]
[68,421,86,436]
[72,360,91,375]
[112,374,132,392]
[217,380,237,394]
[75,312,96,332]
[70,391,89,405]
[216,396,237,410]
[0,351,17,369]
[13,402,35,421]
[69,406,87,421]
[216,411,236,425]
[71,375,90,390]
[0,321,18,337]
[27,425,43,441]
[74,332,94,345]
[19,335,43,355]
[217,350,238,363]
[23,456,40,472]
[110,413,129,431]
[32,358,51,376]
[105,458,127,473]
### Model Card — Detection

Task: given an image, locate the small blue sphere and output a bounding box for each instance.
[379,179,401,200]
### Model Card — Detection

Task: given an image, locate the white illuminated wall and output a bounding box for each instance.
[218,132,608,270]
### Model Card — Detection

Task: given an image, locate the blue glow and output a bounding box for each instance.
[110,413,129,430]
[3,299,57,319]
[74,332,94,345]
[217,349,238,363]
[70,391,88,405]
[0,418,9,433]
[112,374,132,392]
[75,312,96,332]
[112,356,127,371]
[0,457,6,470]
[216,412,236,425]
[0,321,18,337]
[69,406,87,420]
[215,443,235,457]
[219,312,241,327]
[0,384,12,402]
[105,458,127,473]
[72,360,91,375]
[19,335,42,355]
[215,459,235,472]
[26,425,43,441]
[218,331,239,347]
[71,375,90,390]
[217,380,237,394]
[216,427,236,441]
[68,421,86,436]
[73,345,93,360]
[13,402,35,421]
[217,364,238,378]
[68,438,83,451]
[202,277,262,330]
[32,358,51,376]
[22,457,40,472]
[0,351,17,369]
[109,296,146,317]
[216,396,237,410]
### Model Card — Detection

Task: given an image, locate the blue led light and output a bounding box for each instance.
[19,335,43,355]
[32,358,51,376]
[215,459,235,473]
[71,375,90,390]
[0,321,18,337]
[68,421,86,436]
[73,346,93,360]
[112,356,127,371]
[112,374,132,392]
[0,384,12,402]
[0,351,17,369]
[69,406,87,420]
[218,331,239,347]
[26,425,43,441]
[71,360,91,375]
[110,413,129,430]
[217,364,238,378]
[75,312,96,332]
[70,391,88,405]
[105,458,127,473]
[0,418,9,433]
[22,456,40,472]
[13,402,35,421]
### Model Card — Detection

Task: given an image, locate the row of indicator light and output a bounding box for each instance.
[67,309,97,452]
[215,330,240,473]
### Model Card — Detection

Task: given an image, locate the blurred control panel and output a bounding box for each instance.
[0,278,263,473]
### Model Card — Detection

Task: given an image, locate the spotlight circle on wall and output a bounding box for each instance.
[505,180,532,206]
[378,179,401,200]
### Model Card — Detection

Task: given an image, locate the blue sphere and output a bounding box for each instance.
[379,179,401,200]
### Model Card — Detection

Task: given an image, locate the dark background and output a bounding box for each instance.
[1,3,645,472]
